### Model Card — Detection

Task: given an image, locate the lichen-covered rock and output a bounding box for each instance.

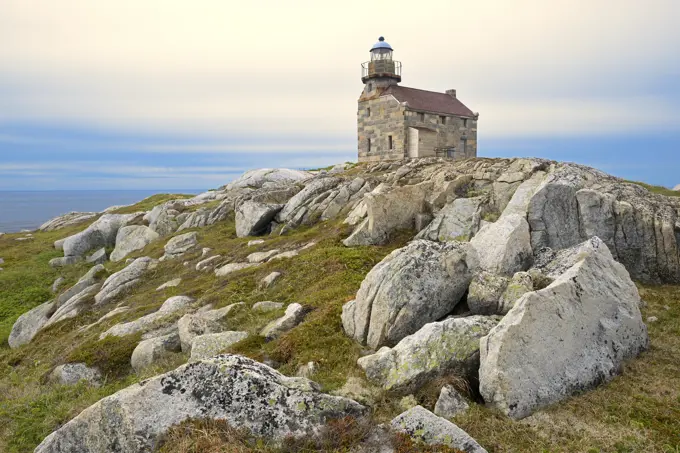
[8,300,55,349]
[390,406,487,453]
[236,201,283,237]
[62,213,142,257]
[260,303,306,340]
[131,332,181,372]
[497,271,534,314]
[177,313,222,353]
[479,238,649,419]
[110,225,159,262]
[343,240,478,349]
[190,331,249,360]
[434,385,470,418]
[101,296,194,339]
[34,355,366,453]
[470,214,532,276]
[358,315,500,394]
[48,363,102,387]
[467,272,510,315]
[94,257,157,305]
[163,232,199,259]
[416,197,484,242]
[277,177,341,224]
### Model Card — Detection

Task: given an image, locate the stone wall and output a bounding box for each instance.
[357,93,406,163]
[404,110,477,159]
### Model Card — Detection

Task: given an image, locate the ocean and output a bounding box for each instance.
[0,190,199,233]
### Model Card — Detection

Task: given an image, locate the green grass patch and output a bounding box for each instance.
[626,180,680,198]
[110,193,195,214]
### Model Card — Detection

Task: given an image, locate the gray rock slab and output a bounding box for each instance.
[190,331,249,360]
[479,238,649,419]
[343,240,478,349]
[390,406,487,453]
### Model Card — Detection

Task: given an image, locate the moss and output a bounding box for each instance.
[67,333,142,379]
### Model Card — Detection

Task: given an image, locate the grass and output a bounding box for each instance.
[626,181,680,198]
[110,193,195,214]
[1,207,679,452]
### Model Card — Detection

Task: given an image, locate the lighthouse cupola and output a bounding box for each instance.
[361,36,401,88]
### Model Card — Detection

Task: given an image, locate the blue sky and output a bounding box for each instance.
[1,0,679,191]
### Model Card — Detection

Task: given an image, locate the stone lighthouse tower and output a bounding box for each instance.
[357,36,478,162]
[361,37,402,95]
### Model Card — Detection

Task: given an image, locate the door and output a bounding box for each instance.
[408,127,419,158]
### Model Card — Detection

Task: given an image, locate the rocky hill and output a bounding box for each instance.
[0,158,679,453]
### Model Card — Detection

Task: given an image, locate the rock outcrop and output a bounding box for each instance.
[130,332,181,372]
[101,295,194,339]
[236,201,283,237]
[358,315,500,394]
[110,225,159,262]
[190,331,249,360]
[39,212,98,232]
[391,406,487,453]
[48,363,102,387]
[62,213,142,257]
[94,257,157,306]
[34,355,365,453]
[342,240,478,349]
[163,232,198,259]
[479,238,648,419]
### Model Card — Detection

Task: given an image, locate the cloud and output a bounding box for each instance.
[1,0,679,142]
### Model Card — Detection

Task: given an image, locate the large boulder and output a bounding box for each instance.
[277,177,340,224]
[34,355,366,453]
[49,363,101,387]
[110,226,159,262]
[416,197,484,242]
[390,406,487,453]
[163,232,199,259]
[358,315,500,394]
[235,201,283,237]
[190,331,249,360]
[62,213,141,257]
[177,313,223,353]
[101,296,194,339]
[8,300,55,349]
[470,214,532,276]
[467,272,511,315]
[343,183,432,246]
[342,240,478,349]
[260,303,306,340]
[130,332,181,372]
[434,385,470,419]
[479,237,649,419]
[94,257,158,306]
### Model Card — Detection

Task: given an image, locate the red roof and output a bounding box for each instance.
[383,85,475,117]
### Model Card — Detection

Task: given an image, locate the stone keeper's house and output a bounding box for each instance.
[358,37,478,162]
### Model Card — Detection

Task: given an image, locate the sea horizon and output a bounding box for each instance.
[0,189,203,233]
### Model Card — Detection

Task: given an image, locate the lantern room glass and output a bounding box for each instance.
[371,48,393,61]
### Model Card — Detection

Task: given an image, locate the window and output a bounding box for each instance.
[367,107,371,117]
[367,138,371,153]
[367,83,373,91]
[463,118,468,128]
[418,112,425,122]
[440,115,446,124]
[461,138,467,155]
[388,135,393,150]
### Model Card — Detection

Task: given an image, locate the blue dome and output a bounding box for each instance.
[370,36,393,51]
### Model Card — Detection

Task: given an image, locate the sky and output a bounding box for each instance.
[1,0,679,191]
